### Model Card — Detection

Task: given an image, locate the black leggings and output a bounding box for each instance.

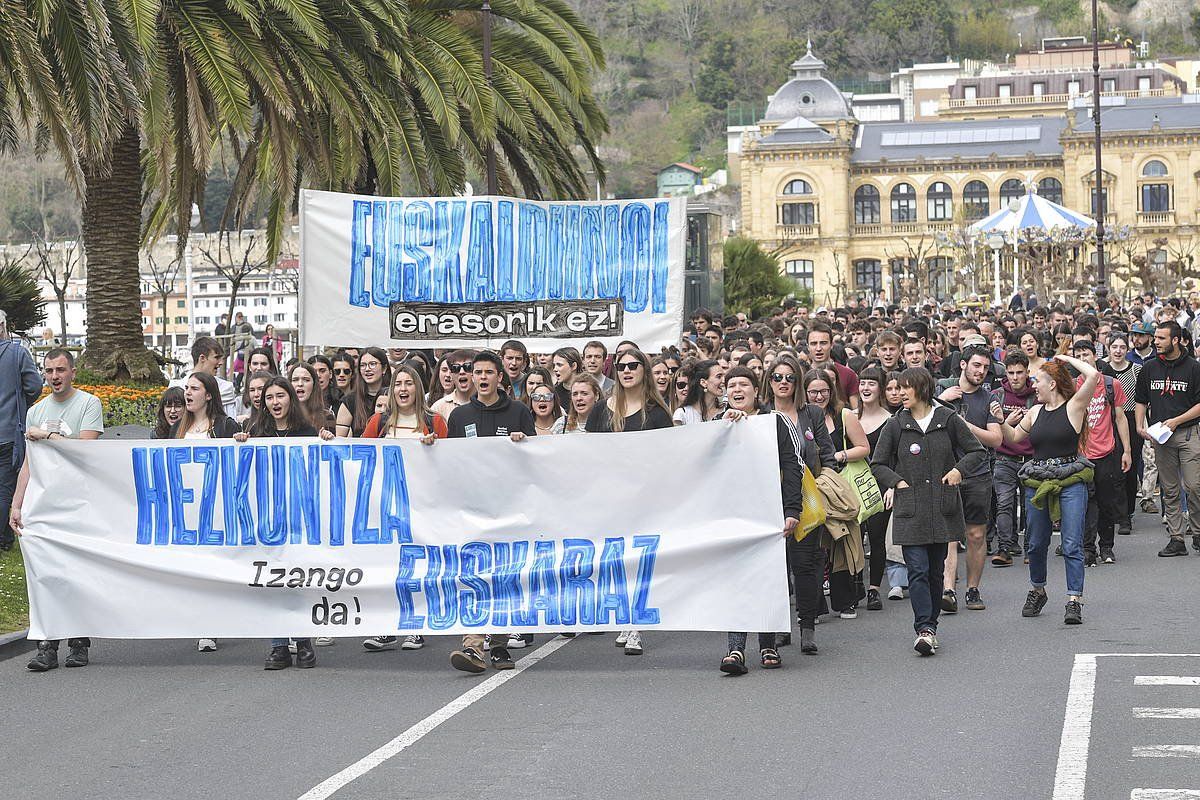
[864,508,891,588]
[787,527,827,628]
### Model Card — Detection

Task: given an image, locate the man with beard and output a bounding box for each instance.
[936,345,1002,612]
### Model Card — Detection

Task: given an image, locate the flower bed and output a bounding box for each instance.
[39,384,163,428]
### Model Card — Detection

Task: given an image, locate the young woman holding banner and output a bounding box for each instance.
[288,361,335,433]
[231,378,322,669]
[586,348,673,655]
[358,365,444,653]
[171,372,240,653]
[714,367,803,674]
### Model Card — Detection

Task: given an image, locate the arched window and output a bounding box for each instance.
[1037,177,1063,204]
[927,181,952,221]
[854,259,882,293]
[999,178,1025,207]
[782,179,813,195]
[963,180,990,220]
[891,183,917,223]
[854,185,881,225]
[1142,160,1168,177]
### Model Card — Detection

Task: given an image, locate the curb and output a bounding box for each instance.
[0,629,33,662]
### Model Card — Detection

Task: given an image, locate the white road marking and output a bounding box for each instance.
[1134,709,1200,719]
[296,636,573,800]
[1054,654,1097,800]
[1133,746,1200,759]
[1137,677,1200,686]
[1131,791,1200,799]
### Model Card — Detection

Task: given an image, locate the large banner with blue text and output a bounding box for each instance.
[298,190,686,350]
[21,418,789,640]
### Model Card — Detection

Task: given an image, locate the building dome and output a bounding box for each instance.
[763,41,852,122]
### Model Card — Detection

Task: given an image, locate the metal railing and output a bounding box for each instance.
[940,87,1169,110]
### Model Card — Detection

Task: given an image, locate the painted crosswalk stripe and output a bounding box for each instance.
[1136,677,1200,686]
[1134,709,1200,719]
[1133,746,1200,758]
[1130,791,1200,799]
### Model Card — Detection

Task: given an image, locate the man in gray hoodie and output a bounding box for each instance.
[0,310,44,551]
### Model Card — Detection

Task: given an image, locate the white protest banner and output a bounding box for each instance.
[298,189,686,350]
[21,417,789,640]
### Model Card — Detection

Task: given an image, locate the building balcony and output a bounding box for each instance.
[939,87,1169,114]
[777,224,820,239]
[850,221,956,237]
[1137,211,1176,227]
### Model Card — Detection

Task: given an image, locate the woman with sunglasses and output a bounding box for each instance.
[714,366,804,674]
[526,385,562,437]
[553,374,602,434]
[586,347,673,655]
[151,387,186,439]
[551,347,583,412]
[857,365,895,611]
[521,367,554,399]
[673,359,725,426]
[336,347,391,437]
[672,362,692,411]
[762,352,836,653]
[429,349,477,420]
[331,351,356,399]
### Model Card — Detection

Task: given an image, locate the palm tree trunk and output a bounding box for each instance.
[79,122,162,382]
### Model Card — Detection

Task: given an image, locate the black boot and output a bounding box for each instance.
[27,641,59,672]
[64,641,89,668]
[264,645,292,670]
[294,639,316,669]
[800,626,818,655]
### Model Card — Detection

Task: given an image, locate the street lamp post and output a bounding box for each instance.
[1091,0,1107,288]
[184,203,200,345]
[482,1,498,195]
[988,232,1006,308]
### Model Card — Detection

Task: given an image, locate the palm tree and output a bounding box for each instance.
[8,0,608,379]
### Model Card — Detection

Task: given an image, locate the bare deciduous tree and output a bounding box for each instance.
[144,250,182,359]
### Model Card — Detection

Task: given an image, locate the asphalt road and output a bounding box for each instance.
[3,508,1200,800]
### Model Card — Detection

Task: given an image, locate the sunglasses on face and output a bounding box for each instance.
[530,393,555,403]
[770,373,796,384]
[615,362,642,372]
[333,368,352,375]
[448,363,474,373]
[675,380,688,389]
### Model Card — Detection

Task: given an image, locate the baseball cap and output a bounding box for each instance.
[815,306,829,314]
[1132,322,1155,334]
[960,334,988,349]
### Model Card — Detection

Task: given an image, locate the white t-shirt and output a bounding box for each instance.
[915,408,936,433]
[27,389,104,438]
[673,405,705,426]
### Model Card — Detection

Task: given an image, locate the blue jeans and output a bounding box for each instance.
[1026,482,1087,596]
[902,543,947,634]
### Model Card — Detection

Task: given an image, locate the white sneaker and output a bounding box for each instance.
[507,633,532,649]
[839,606,858,620]
[288,640,297,654]
[314,637,334,647]
[615,631,630,647]
[887,586,905,600]
[197,638,217,652]
[623,630,643,655]
[401,635,425,650]
[914,630,936,656]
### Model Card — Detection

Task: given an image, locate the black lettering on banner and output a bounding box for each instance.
[389,300,624,341]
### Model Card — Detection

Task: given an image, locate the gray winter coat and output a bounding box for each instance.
[870,406,987,546]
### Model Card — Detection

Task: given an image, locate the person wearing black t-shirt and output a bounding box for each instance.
[586,348,673,655]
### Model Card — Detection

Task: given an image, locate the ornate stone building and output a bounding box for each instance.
[737,45,1200,305]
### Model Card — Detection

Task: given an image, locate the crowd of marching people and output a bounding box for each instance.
[4,286,1200,674]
